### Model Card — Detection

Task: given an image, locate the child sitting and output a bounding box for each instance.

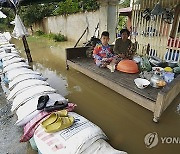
[93,31,114,68]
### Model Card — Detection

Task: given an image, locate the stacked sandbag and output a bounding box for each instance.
[0,35,68,127]
[0,33,127,154]
[34,112,127,154]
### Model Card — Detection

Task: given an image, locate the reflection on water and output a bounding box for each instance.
[13,37,180,154]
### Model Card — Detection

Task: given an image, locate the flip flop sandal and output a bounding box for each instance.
[41,110,68,128]
[44,100,68,112]
[37,95,49,110]
[45,116,74,133]
[41,113,58,128]
[56,110,68,117]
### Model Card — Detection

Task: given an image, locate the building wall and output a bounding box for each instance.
[33,11,100,45]
[33,1,118,45]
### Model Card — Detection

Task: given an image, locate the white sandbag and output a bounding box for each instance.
[16,93,67,126]
[11,85,56,111]
[5,68,39,81]
[0,41,9,45]
[3,32,11,41]
[2,46,16,52]
[9,74,46,90]
[0,47,18,54]
[0,43,15,48]
[2,55,21,62]
[0,52,19,59]
[81,139,127,154]
[3,60,28,68]
[3,62,30,72]
[7,79,50,100]
[34,112,107,154]
[3,57,25,67]
[0,48,5,52]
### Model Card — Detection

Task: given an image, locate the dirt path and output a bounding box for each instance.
[0,85,37,154]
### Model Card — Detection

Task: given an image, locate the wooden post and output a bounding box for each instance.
[22,35,32,63]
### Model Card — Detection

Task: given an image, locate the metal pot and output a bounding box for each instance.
[149,56,162,67]
[167,61,177,68]
[150,74,162,88]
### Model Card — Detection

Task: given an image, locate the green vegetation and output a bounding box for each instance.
[0,8,14,32]
[0,0,99,36]
[34,30,67,42]
[20,3,56,26]
[120,0,131,8]
[118,0,131,31]
[20,0,99,27]
[34,30,45,36]
[53,0,99,15]
[48,33,67,42]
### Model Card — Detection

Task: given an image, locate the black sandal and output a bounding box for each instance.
[37,95,49,110]
[44,100,68,112]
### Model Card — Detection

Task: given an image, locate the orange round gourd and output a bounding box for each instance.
[117,60,139,73]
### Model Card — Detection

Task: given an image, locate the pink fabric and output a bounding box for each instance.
[20,103,77,142]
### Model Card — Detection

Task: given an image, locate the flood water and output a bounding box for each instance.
[13,36,180,154]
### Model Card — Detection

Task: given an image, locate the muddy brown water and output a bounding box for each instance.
[13,36,180,154]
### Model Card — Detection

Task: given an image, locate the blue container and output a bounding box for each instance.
[164,72,174,83]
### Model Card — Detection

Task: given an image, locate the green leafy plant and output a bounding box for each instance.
[34,31,67,42]
[0,8,14,32]
[34,30,45,36]
[52,33,67,42]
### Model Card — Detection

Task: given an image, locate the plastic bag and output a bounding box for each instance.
[140,57,152,72]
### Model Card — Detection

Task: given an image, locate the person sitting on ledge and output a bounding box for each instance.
[113,29,132,59]
[93,31,114,68]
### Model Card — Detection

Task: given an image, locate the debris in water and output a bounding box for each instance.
[177,104,180,114]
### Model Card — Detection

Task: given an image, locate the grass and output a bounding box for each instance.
[34,30,67,42]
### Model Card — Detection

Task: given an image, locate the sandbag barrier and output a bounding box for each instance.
[0,33,127,154]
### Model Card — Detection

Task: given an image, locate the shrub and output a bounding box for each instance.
[52,33,67,42]
[47,33,67,42]
[35,30,45,36]
[34,31,67,42]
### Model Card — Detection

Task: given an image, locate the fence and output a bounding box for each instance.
[131,0,180,61]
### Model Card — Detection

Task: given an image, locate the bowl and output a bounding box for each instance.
[134,78,150,89]
[117,60,139,73]
[149,56,162,66]
[167,61,177,68]
[133,56,141,63]
[164,67,173,72]
[152,67,164,72]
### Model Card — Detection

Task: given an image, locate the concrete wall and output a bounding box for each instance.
[33,11,100,45]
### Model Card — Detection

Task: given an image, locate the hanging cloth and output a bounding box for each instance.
[12,14,29,39]
[0,11,7,18]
